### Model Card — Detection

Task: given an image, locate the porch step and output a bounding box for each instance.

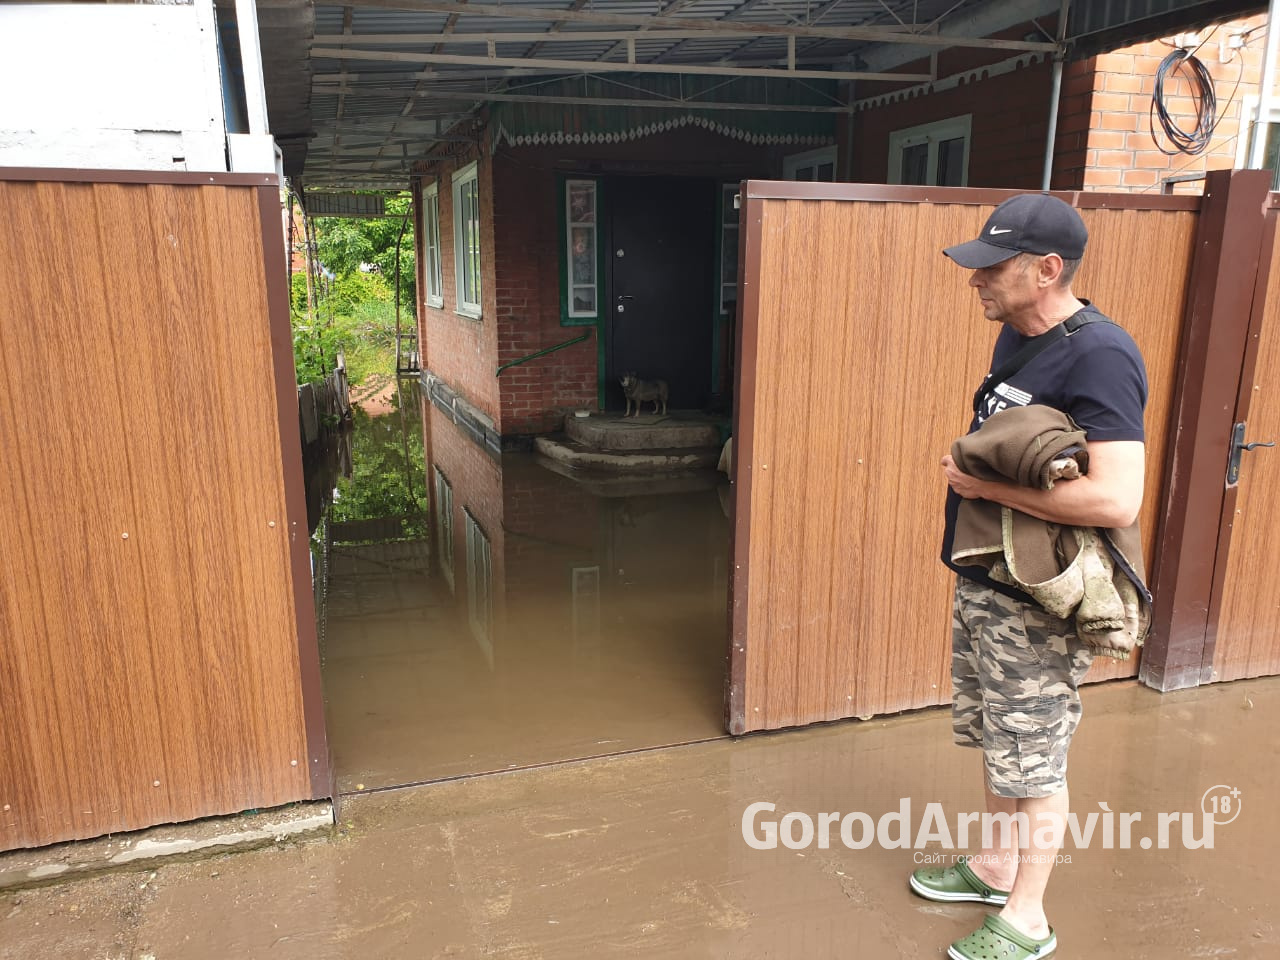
[564,412,725,451]
[535,435,720,473]
[535,454,724,496]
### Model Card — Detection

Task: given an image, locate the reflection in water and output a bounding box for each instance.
[332,382,429,540]
[315,387,732,791]
[302,415,352,538]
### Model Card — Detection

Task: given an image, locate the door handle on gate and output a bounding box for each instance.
[1228,422,1276,484]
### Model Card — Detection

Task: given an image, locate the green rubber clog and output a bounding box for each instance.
[948,914,1057,960]
[909,856,1010,906]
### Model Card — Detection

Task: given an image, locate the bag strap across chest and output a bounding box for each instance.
[972,311,1114,414]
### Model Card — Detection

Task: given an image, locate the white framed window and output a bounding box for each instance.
[433,466,455,591]
[719,183,739,315]
[464,509,493,665]
[565,179,599,319]
[888,115,972,186]
[1236,95,1280,189]
[421,181,443,308]
[452,161,482,318]
[784,146,837,182]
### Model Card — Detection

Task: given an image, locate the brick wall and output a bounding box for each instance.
[839,16,1090,190]
[1080,15,1269,192]
[414,145,501,425]
[847,55,1093,190]
[492,153,596,436]
[839,14,1274,194]
[434,126,795,438]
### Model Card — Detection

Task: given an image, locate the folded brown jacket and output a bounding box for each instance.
[951,404,1151,660]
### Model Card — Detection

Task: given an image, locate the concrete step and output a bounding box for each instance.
[564,412,724,451]
[535,454,725,496]
[535,435,720,473]
[0,802,333,892]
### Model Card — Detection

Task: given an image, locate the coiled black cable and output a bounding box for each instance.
[1150,48,1218,155]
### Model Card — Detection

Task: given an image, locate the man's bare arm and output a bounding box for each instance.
[941,440,1145,528]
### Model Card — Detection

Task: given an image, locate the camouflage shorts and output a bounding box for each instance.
[952,577,1093,799]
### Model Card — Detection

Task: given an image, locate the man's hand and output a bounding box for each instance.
[941,454,988,500]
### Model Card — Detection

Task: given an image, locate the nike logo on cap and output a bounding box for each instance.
[989,227,1013,235]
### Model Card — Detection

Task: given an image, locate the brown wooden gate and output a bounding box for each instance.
[1207,201,1280,682]
[725,176,1272,735]
[0,170,329,851]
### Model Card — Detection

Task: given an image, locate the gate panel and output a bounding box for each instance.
[730,184,1198,734]
[1212,209,1280,682]
[0,174,324,850]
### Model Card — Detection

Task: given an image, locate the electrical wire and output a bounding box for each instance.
[1140,29,1258,192]
[1149,48,1220,155]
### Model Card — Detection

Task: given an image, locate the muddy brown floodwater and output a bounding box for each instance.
[320,386,732,792]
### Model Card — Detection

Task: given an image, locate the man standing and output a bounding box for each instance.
[910,194,1148,960]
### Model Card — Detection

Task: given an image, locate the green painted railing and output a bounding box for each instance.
[496,331,592,376]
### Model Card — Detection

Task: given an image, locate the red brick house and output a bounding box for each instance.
[403,8,1272,446]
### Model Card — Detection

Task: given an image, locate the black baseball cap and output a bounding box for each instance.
[943,193,1088,269]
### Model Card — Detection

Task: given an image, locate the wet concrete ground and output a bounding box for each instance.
[2,675,1276,959]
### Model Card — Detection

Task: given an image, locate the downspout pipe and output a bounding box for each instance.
[1248,0,1280,169]
[1041,0,1071,190]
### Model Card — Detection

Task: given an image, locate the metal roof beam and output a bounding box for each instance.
[314,135,478,148]
[318,83,853,112]
[312,115,475,128]
[712,0,851,68]
[313,47,931,81]
[316,29,876,43]
[526,0,595,59]
[337,1,1058,51]
[858,0,1060,71]
[313,158,432,168]
[653,0,787,65]
[332,8,355,180]
[314,67,561,82]
[591,0,704,63]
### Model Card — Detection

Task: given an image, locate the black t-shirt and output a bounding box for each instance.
[940,302,1149,602]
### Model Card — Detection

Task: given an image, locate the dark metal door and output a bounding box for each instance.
[606,176,716,411]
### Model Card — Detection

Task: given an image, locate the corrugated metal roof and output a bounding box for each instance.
[275,0,1257,186]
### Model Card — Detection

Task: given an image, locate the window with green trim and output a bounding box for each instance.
[719,183,739,316]
[565,179,599,319]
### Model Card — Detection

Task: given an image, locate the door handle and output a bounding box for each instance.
[1228,422,1276,484]
[617,295,634,301]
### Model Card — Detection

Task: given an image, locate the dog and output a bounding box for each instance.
[620,372,668,417]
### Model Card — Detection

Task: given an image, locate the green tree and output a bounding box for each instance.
[313,193,416,307]
[292,192,417,385]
